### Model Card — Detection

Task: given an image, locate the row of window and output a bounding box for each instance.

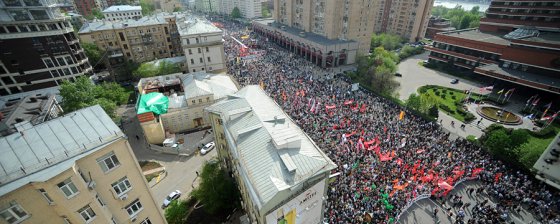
[188,47,210,54]
[0,21,71,34]
[190,57,213,64]
[106,11,141,17]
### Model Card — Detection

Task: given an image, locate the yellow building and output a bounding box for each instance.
[206,85,337,224]
[78,13,183,66]
[0,105,166,224]
[371,0,434,42]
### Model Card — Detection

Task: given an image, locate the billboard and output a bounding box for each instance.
[265,180,326,224]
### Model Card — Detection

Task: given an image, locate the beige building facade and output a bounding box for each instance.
[0,105,166,224]
[206,86,337,224]
[78,13,184,65]
[178,16,227,73]
[372,0,434,42]
[273,0,376,54]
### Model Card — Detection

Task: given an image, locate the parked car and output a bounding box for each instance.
[162,190,182,208]
[451,79,459,84]
[395,73,402,77]
[200,142,215,155]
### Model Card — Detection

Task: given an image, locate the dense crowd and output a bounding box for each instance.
[212,17,560,224]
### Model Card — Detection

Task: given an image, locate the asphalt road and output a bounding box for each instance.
[117,105,217,211]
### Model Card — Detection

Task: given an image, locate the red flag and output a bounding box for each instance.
[325,105,336,110]
[360,104,367,113]
[494,173,503,183]
[383,126,387,133]
[431,187,440,196]
[471,168,484,178]
[416,149,425,154]
[396,158,403,166]
[437,180,453,190]
[343,100,354,105]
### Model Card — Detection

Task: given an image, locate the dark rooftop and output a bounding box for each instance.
[253,19,355,46]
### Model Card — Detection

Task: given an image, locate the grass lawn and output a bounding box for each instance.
[139,161,162,172]
[145,171,163,182]
[419,85,482,122]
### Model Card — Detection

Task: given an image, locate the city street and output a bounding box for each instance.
[117,105,217,210]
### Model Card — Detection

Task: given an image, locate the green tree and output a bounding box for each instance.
[92,8,104,19]
[133,63,159,78]
[191,162,240,214]
[510,129,530,149]
[470,6,480,15]
[140,0,155,15]
[231,7,242,18]
[405,93,421,111]
[262,4,271,17]
[82,43,103,67]
[484,129,515,159]
[428,105,439,118]
[158,61,181,76]
[173,7,183,12]
[371,33,403,51]
[165,200,189,224]
[59,76,127,117]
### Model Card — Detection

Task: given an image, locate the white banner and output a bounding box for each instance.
[351,83,359,92]
[265,181,326,224]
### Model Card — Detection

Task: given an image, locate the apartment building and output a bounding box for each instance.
[0,0,92,96]
[252,0,377,69]
[205,85,337,224]
[177,15,226,72]
[425,16,455,39]
[153,0,183,12]
[0,105,166,224]
[372,0,434,42]
[73,0,103,17]
[426,0,560,95]
[79,13,184,66]
[102,5,143,21]
[136,72,237,144]
[0,93,62,137]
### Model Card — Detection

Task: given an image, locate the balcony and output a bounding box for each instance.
[429,54,449,63]
[426,46,497,65]
[486,9,560,17]
[480,17,558,28]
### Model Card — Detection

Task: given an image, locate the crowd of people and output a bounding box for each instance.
[211,17,560,224]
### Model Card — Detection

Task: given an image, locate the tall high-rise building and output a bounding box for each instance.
[253,0,377,69]
[427,0,560,95]
[0,105,166,224]
[0,0,92,96]
[372,0,434,42]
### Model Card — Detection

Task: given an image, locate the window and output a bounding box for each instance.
[43,58,54,67]
[56,57,65,66]
[197,48,201,53]
[190,59,194,64]
[186,39,190,44]
[97,152,120,173]
[205,47,209,52]
[111,177,132,196]
[57,178,79,198]
[199,58,203,63]
[191,100,196,104]
[195,37,199,43]
[206,97,210,102]
[0,204,29,224]
[39,189,54,204]
[188,49,192,54]
[63,217,71,224]
[198,99,202,103]
[96,194,105,206]
[207,57,211,62]
[77,205,96,223]
[125,199,143,217]
[140,218,152,224]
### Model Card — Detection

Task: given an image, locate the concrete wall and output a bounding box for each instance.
[140,119,166,144]
[181,32,227,73]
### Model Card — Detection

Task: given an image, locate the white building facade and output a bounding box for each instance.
[102,5,142,21]
[178,16,226,73]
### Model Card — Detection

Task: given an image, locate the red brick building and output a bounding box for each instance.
[74,0,101,17]
[425,17,455,39]
[427,0,560,95]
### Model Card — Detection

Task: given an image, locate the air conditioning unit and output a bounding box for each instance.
[119,194,128,201]
[87,181,96,190]
[130,216,137,222]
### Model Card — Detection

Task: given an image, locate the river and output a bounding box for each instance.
[434,0,490,11]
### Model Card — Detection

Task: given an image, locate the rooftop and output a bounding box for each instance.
[205,86,336,209]
[102,5,142,13]
[253,19,355,46]
[177,15,222,36]
[440,28,510,45]
[0,105,124,196]
[146,56,186,67]
[476,64,560,90]
[533,133,560,190]
[79,14,169,33]
[181,72,238,100]
[0,93,59,136]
